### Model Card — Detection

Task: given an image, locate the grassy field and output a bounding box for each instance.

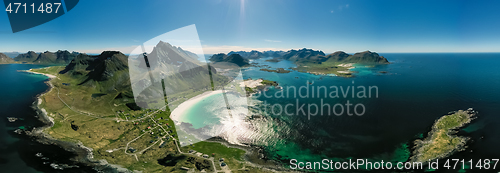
[33,66,272,172]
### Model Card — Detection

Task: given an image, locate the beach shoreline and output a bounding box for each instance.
[20,68,58,78]
[170,90,224,123]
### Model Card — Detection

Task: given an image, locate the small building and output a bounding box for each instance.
[128,148,136,153]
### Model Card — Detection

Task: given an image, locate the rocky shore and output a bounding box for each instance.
[20,72,130,172]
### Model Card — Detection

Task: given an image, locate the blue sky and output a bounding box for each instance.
[1,0,500,54]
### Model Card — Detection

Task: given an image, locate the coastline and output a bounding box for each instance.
[22,70,124,172]
[21,68,58,78]
[170,90,224,123]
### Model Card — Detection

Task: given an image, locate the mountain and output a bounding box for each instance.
[282,48,326,63]
[127,41,230,109]
[324,51,350,62]
[228,50,263,59]
[14,51,39,62]
[0,53,14,64]
[60,51,130,93]
[282,49,388,64]
[209,53,250,67]
[15,50,79,64]
[339,51,389,64]
[228,50,286,59]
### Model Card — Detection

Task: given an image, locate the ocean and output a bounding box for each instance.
[181,53,500,172]
[0,64,98,173]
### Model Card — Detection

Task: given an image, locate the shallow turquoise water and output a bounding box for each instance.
[180,93,225,129]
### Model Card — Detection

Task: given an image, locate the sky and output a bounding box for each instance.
[1,0,500,54]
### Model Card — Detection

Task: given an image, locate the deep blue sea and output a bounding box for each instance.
[2,53,500,172]
[238,53,500,172]
[0,64,97,173]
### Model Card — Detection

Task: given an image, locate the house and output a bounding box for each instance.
[128,148,136,153]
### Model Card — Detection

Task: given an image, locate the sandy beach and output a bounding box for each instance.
[170,90,224,123]
[239,79,263,88]
[24,69,57,78]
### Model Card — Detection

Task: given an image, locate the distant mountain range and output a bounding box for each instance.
[1,52,20,58]
[228,50,286,59]
[220,48,389,64]
[14,50,80,64]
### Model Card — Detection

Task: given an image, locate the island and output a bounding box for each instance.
[239,78,279,96]
[410,108,477,164]
[264,58,282,62]
[259,68,291,73]
[289,50,389,77]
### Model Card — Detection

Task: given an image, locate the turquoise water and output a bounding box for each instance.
[180,93,225,129]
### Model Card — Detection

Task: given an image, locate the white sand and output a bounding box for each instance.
[170,90,224,122]
[26,69,57,78]
[337,70,352,74]
[337,63,354,68]
[239,79,263,88]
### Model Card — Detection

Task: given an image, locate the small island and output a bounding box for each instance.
[410,108,477,164]
[259,68,291,73]
[265,58,282,62]
[239,78,279,96]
